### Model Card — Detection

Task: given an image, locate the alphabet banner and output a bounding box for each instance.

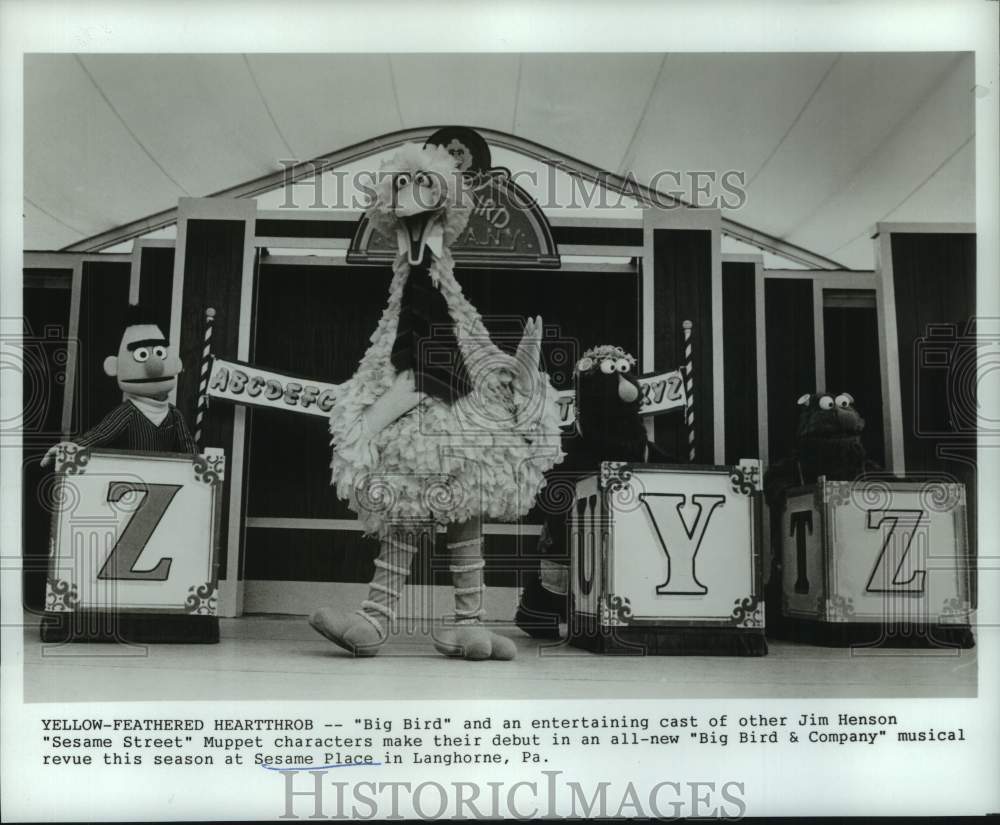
[45,447,224,621]
[206,356,686,426]
[780,478,972,628]
[207,358,339,417]
[568,460,765,655]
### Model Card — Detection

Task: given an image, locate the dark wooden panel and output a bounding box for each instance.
[245,528,527,587]
[890,233,976,473]
[722,261,758,463]
[823,301,885,468]
[889,232,977,595]
[176,218,248,580]
[175,220,245,426]
[137,245,175,335]
[457,267,640,392]
[73,261,131,436]
[764,278,815,464]
[24,267,72,290]
[552,226,643,247]
[246,264,393,524]
[22,281,73,611]
[255,218,356,239]
[651,228,713,459]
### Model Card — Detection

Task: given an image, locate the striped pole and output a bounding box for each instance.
[194,307,216,449]
[682,320,695,463]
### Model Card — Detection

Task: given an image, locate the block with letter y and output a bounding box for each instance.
[568,460,766,655]
[778,477,974,648]
[41,447,224,643]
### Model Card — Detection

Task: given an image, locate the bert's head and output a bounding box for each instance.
[103,307,182,399]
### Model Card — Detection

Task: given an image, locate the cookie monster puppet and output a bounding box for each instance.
[515,345,668,638]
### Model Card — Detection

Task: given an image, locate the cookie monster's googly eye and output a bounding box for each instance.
[835,393,853,409]
[600,359,616,375]
[576,357,594,373]
[615,358,631,373]
[394,173,411,190]
[818,395,834,410]
[132,347,149,363]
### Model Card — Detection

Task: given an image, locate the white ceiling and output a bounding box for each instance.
[24,52,975,268]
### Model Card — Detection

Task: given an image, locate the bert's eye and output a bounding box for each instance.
[818,395,834,410]
[615,358,631,373]
[600,359,616,375]
[132,348,149,363]
[152,345,167,359]
[394,173,411,190]
[835,393,853,409]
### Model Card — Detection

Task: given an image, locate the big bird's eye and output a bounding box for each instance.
[132,348,150,363]
[615,358,631,373]
[414,172,432,188]
[835,393,853,409]
[394,173,411,190]
[600,359,616,375]
[152,345,167,360]
[818,395,834,410]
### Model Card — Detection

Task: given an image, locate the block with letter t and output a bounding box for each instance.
[778,477,974,647]
[568,461,767,655]
[41,447,224,643]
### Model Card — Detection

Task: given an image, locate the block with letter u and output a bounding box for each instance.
[41,447,224,643]
[568,461,767,656]
[778,477,974,648]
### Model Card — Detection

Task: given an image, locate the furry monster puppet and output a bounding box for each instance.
[764,391,878,509]
[763,391,880,623]
[515,345,667,638]
[310,144,563,660]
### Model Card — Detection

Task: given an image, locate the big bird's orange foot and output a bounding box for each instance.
[309,608,385,657]
[434,625,517,660]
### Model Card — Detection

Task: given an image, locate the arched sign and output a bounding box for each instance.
[347,127,560,269]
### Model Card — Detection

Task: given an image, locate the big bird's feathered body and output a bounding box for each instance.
[328,144,563,533]
[312,144,563,660]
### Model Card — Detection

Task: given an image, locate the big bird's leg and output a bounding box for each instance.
[433,517,517,661]
[310,524,429,656]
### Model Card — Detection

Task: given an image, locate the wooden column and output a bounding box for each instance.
[721,254,763,465]
[129,239,176,332]
[172,198,257,616]
[642,207,723,463]
[875,222,977,603]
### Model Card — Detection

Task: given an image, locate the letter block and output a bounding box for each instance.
[778,477,974,647]
[568,461,766,655]
[41,447,224,643]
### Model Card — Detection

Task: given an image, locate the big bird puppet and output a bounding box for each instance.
[310,143,564,660]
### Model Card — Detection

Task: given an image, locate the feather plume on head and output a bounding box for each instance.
[365,143,473,261]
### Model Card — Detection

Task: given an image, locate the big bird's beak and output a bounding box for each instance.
[395,212,444,265]
[393,179,445,265]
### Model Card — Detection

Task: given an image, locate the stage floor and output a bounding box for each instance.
[19,613,977,703]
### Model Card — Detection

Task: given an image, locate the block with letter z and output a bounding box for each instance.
[41,447,224,643]
[778,477,974,648]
